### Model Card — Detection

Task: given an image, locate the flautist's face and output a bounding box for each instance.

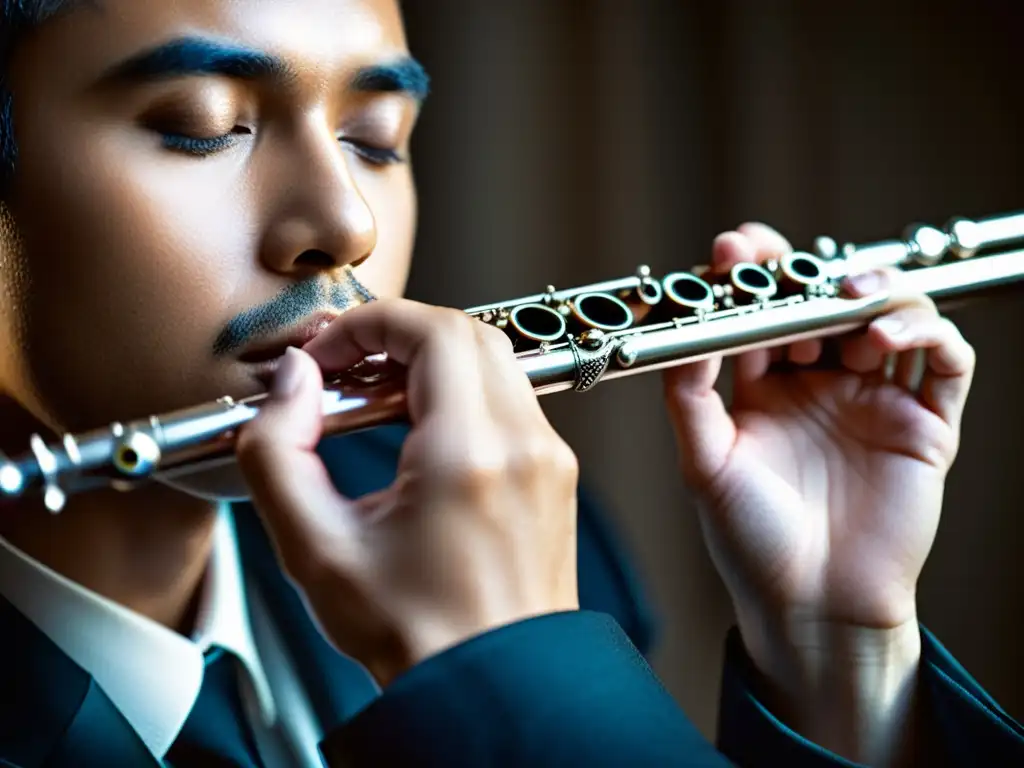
[0,0,423,497]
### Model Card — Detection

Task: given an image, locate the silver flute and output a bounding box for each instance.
[3,211,1024,513]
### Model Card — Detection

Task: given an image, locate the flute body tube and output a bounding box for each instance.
[3,212,1024,512]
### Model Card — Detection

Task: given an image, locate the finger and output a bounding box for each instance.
[843,266,938,315]
[869,311,975,427]
[735,348,772,383]
[840,327,888,374]
[471,320,549,426]
[664,355,722,399]
[787,339,823,366]
[304,299,456,370]
[841,267,941,378]
[711,231,757,273]
[302,299,487,424]
[843,269,890,298]
[662,356,737,486]
[736,222,793,260]
[236,348,359,574]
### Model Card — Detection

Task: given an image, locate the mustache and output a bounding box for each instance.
[213,268,376,356]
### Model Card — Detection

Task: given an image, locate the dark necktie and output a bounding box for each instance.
[164,646,265,768]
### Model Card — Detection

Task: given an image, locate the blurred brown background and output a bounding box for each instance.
[400,0,1024,738]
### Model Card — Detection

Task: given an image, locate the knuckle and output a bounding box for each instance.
[360,296,403,324]
[439,305,474,331]
[933,429,962,466]
[963,342,977,369]
[432,431,579,498]
[938,315,962,336]
[427,307,477,345]
[948,326,977,367]
[441,446,509,497]
[477,320,515,354]
[512,432,580,482]
[551,440,581,481]
[917,295,939,315]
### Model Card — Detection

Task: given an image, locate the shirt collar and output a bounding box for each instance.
[196,503,277,725]
[0,503,276,759]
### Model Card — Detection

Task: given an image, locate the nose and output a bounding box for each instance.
[258,125,378,277]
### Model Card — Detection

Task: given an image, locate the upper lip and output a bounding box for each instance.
[237,311,341,363]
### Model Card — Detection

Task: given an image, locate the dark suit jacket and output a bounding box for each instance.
[0,425,1022,767]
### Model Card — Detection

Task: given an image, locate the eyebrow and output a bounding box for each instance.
[97,35,431,101]
[99,37,294,84]
[352,59,431,102]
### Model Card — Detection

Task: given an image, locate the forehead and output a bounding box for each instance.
[17,0,408,85]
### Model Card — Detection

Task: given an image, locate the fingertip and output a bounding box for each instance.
[662,358,721,398]
[867,315,911,352]
[736,222,792,254]
[271,346,323,400]
[712,231,755,271]
[788,339,823,366]
[661,361,691,395]
[842,269,886,298]
[302,325,364,372]
[243,347,326,457]
[735,348,771,382]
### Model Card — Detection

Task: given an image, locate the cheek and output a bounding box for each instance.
[11,133,256,428]
[352,168,416,299]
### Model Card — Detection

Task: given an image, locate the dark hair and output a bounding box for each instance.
[0,1,73,188]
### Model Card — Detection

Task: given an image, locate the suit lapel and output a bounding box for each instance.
[0,595,158,768]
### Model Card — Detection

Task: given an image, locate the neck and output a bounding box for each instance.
[0,398,233,635]
[0,482,220,635]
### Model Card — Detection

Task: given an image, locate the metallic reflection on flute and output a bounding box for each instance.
[3,212,1024,512]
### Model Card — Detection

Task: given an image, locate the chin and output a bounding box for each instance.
[156,462,254,504]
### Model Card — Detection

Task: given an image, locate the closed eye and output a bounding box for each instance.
[341,138,404,166]
[160,126,252,156]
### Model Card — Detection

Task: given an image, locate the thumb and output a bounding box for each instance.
[662,356,738,488]
[236,347,359,575]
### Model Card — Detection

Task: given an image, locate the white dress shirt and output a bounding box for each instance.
[0,504,333,767]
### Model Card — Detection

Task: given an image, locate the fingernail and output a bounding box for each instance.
[272,347,304,398]
[846,271,884,296]
[873,316,906,340]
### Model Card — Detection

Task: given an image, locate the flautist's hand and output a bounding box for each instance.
[237,300,580,686]
[663,223,976,765]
